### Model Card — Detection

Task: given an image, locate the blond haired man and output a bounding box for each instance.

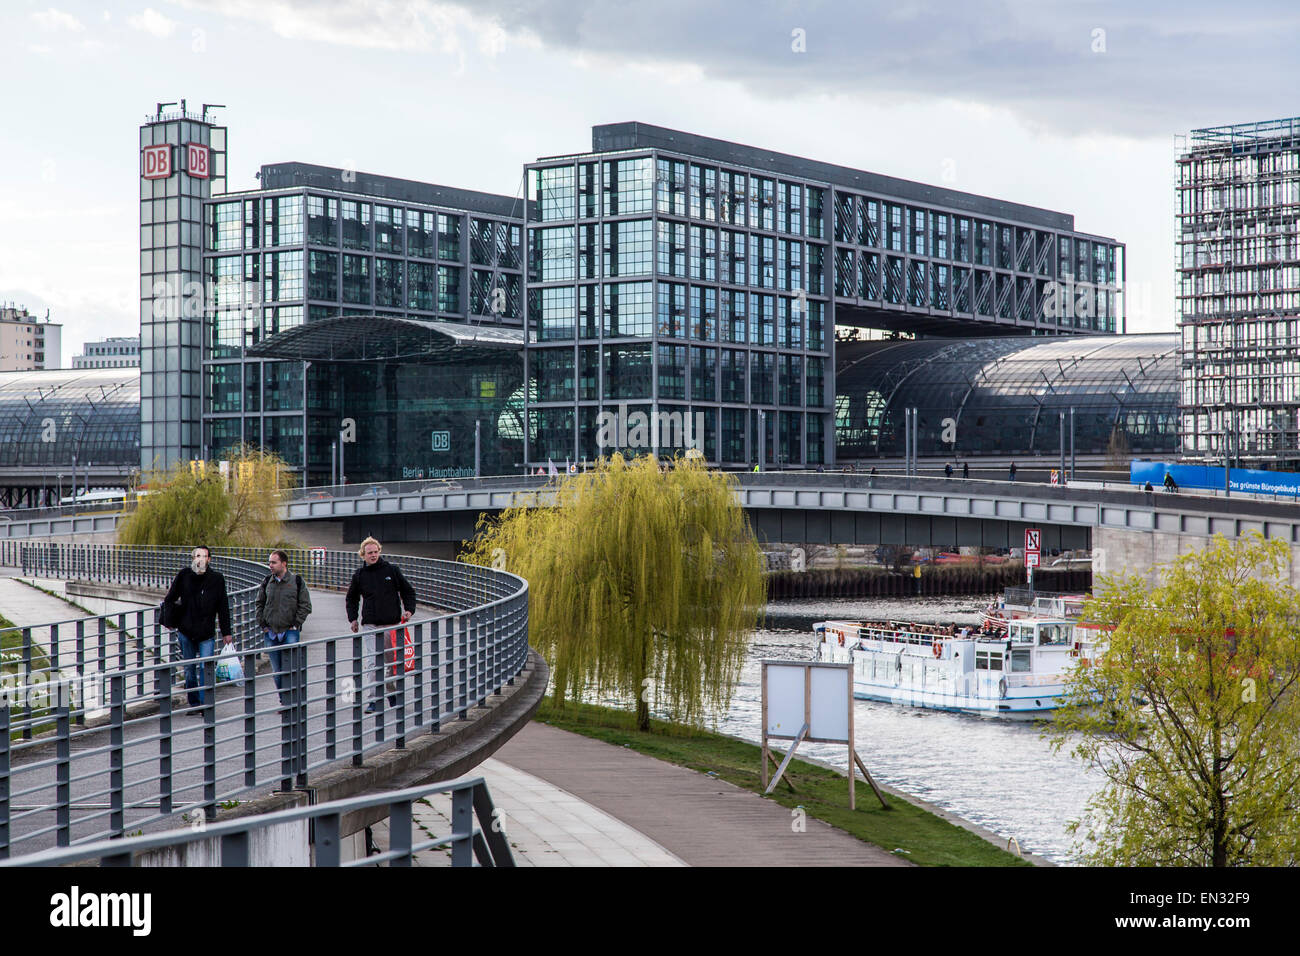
[345,537,417,713]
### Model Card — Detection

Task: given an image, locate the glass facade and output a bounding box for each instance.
[525,146,834,466]
[314,357,523,483]
[201,170,523,483]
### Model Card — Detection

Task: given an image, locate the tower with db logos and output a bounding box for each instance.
[139,100,227,471]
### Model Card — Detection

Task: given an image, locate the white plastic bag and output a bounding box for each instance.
[215,644,245,687]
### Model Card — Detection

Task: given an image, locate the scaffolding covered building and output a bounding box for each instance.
[1177,117,1300,468]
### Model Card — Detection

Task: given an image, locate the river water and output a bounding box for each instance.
[709,596,1104,865]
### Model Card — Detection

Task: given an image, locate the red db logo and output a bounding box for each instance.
[142,144,171,179]
[186,143,209,179]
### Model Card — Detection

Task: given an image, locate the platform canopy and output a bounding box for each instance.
[247,315,525,363]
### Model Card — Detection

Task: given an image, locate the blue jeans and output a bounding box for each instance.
[264,629,301,699]
[176,632,215,707]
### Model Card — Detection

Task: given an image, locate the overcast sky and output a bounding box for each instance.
[3,0,1299,363]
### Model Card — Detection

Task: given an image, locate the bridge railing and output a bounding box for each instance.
[0,777,513,867]
[0,543,528,860]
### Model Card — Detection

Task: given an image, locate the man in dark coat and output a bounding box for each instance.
[346,537,417,713]
[162,546,233,711]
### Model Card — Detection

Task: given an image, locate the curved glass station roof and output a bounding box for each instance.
[0,368,140,468]
[247,315,524,363]
[835,333,1178,459]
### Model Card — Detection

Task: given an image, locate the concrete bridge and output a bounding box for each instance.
[7,472,1300,585]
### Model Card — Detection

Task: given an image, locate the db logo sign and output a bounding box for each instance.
[142,144,171,179]
[431,430,451,452]
[186,143,209,179]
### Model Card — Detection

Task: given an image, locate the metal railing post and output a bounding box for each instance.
[19,627,32,740]
[295,642,308,787]
[279,643,295,792]
[473,781,515,867]
[109,673,125,837]
[451,785,473,867]
[430,618,442,733]
[325,639,337,761]
[413,621,424,731]
[55,691,71,847]
[389,799,412,867]
[457,616,469,719]
[373,629,386,744]
[221,831,250,867]
[75,619,85,726]
[351,635,364,767]
[97,617,108,697]
[1,704,10,859]
[315,812,342,867]
[202,656,217,822]
[243,647,257,788]
[156,658,173,817]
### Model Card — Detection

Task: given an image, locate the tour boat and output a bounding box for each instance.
[815,590,1104,716]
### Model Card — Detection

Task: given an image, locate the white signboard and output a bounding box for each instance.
[760,660,887,811]
[764,662,850,743]
[1025,528,1041,552]
[310,547,326,567]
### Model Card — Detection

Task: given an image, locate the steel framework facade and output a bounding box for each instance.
[1177,116,1300,467]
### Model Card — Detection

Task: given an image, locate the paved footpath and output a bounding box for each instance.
[489,722,909,867]
[0,576,98,635]
[372,726,909,867]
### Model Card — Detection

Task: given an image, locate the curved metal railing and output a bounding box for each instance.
[0,542,528,860]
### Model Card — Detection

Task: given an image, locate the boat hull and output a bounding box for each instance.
[848,681,1063,717]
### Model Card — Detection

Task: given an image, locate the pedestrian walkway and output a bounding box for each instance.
[491,723,910,866]
[372,758,685,866]
[0,576,94,633]
[367,722,910,867]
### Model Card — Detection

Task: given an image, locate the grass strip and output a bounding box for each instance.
[535,698,1031,867]
[1,611,56,740]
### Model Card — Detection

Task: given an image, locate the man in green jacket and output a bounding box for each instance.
[256,549,313,706]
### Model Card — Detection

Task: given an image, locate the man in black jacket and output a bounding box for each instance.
[346,537,417,713]
[162,546,233,711]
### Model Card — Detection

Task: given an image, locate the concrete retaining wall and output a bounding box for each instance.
[135,819,311,867]
[1094,525,1300,587]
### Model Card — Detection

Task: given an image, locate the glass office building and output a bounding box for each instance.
[199,163,525,483]
[524,123,1124,468]
[136,107,1125,480]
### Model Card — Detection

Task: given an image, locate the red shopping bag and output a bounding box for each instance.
[386,628,415,676]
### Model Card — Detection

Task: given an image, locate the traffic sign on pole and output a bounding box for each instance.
[1024,528,1041,569]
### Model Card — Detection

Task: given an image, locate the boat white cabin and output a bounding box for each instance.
[815,615,1081,716]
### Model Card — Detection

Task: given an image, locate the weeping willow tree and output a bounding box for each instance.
[464,454,766,731]
[118,444,295,548]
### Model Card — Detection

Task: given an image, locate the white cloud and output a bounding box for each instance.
[31,8,85,32]
[129,8,178,38]
[174,0,506,55]
[27,44,53,55]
